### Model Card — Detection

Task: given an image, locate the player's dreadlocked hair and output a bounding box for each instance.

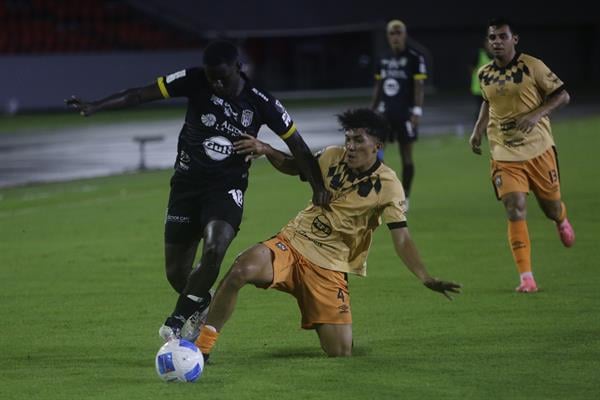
[488,17,518,35]
[337,108,389,142]
[203,40,239,67]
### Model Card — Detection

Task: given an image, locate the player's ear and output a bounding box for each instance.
[513,34,519,45]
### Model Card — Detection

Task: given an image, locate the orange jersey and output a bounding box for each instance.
[280,147,407,276]
[479,52,565,161]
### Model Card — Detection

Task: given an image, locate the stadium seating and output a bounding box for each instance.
[0,0,202,53]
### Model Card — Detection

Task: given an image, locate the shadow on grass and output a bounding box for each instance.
[263,344,373,359]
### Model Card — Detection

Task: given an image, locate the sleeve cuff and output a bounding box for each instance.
[547,84,566,98]
[279,123,297,140]
[157,77,170,99]
[387,221,408,230]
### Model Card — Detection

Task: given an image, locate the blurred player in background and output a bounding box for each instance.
[66,40,330,340]
[371,19,427,211]
[469,18,574,293]
[469,39,492,121]
[196,108,460,360]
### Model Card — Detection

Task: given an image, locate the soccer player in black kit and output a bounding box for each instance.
[66,41,330,341]
[371,20,427,210]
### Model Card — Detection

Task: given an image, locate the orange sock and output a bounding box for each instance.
[508,220,531,274]
[558,202,567,223]
[196,325,219,355]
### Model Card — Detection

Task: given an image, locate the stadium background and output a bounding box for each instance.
[1,2,599,399]
[1,0,599,112]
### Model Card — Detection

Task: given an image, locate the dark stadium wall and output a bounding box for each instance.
[0,51,201,112]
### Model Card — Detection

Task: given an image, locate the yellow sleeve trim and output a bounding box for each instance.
[374,74,382,80]
[413,74,427,80]
[157,77,170,99]
[280,123,297,140]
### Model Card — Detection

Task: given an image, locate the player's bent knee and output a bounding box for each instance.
[223,262,254,289]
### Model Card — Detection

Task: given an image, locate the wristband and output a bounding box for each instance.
[411,106,423,117]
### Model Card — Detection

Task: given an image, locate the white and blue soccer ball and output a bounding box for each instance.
[155,339,204,382]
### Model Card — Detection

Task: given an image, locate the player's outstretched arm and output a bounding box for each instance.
[233,133,300,175]
[469,100,489,155]
[390,227,461,300]
[65,82,164,117]
[283,131,332,209]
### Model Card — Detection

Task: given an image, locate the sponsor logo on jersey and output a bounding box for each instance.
[386,70,408,79]
[217,120,244,136]
[201,113,217,127]
[177,150,190,171]
[202,136,234,161]
[338,304,350,314]
[251,87,269,102]
[179,150,190,163]
[274,99,286,113]
[311,214,332,238]
[166,70,186,83]
[210,95,238,118]
[166,214,191,224]
[383,78,400,96]
[274,100,292,127]
[241,109,254,127]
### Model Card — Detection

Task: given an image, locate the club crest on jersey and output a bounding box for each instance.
[201,113,216,127]
[203,136,233,161]
[241,109,254,127]
[211,95,238,118]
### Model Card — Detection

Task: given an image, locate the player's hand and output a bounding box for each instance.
[409,114,420,128]
[423,277,461,301]
[234,133,270,161]
[65,96,96,117]
[312,189,332,211]
[515,111,542,133]
[469,132,483,155]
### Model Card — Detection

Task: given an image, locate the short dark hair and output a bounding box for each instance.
[203,40,239,67]
[488,17,517,34]
[337,108,388,142]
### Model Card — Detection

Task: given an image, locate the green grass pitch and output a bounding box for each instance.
[1,117,599,399]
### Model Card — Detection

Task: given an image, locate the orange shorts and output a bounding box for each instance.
[261,235,351,329]
[490,147,561,201]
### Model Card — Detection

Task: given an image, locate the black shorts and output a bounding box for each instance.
[386,118,418,144]
[164,179,246,244]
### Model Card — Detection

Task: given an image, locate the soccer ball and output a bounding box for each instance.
[155,339,204,382]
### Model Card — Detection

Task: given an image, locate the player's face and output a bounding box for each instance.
[387,26,406,51]
[204,62,241,98]
[344,128,380,173]
[487,25,518,60]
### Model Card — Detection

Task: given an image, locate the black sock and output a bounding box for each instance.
[172,292,211,320]
[402,163,415,197]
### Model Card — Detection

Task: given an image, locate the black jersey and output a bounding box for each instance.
[156,67,296,187]
[374,47,427,121]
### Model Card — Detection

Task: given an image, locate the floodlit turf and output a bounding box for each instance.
[1,117,599,399]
